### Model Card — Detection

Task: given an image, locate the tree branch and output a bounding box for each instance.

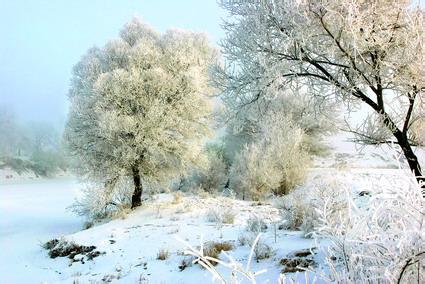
[403,88,418,135]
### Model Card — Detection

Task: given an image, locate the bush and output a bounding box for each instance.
[205,206,236,224]
[280,248,317,273]
[246,215,268,233]
[193,142,228,193]
[70,177,133,220]
[238,233,252,246]
[235,231,274,261]
[253,240,274,261]
[200,154,227,193]
[220,92,338,164]
[315,174,424,283]
[274,177,348,236]
[229,114,310,200]
[220,209,236,224]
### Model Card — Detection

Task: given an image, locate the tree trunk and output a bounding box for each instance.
[393,130,424,192]
[131,165,143,208]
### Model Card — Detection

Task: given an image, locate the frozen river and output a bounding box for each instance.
[0,178,84,283]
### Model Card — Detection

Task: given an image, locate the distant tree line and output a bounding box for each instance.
[0,105,67,176]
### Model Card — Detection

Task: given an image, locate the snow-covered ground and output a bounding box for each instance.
[0,178,84,283]
[0,180,320,284]
[0,133,423,283]
[42,194,320,284]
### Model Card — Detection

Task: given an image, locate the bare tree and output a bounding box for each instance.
[218,0,424,188]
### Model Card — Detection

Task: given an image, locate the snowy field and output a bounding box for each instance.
[0,177,318,283]
[0,178,84,283]
[0,135,423,284]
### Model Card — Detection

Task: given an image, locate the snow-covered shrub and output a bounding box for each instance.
[205,207,222,223]
[188,142,229,193]
[275,192,307,231]
[238,233,252,246]
[205,206,236,224]
[201,241,234,265]
[221,209,236,224]
[280,249,317,273]
[315,174,425,283]
[253,239,274,261]
[70,177,133,220]
[181,241,235,268]
[229,144,265,200]
[246,215,268,233]
[275,177,348,237]
[229,114,310,200]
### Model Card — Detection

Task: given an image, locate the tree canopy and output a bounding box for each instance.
[217,0,425,186]
[65,18,216,208]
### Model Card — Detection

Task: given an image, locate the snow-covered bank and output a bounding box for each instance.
[0,167,72,185]
[0,178,84,283]
[30,193,319,284]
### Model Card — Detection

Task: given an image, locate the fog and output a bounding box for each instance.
[0,0,225,127]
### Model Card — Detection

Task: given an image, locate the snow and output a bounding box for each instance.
[67,195,319,284]
[0,133,423,283]
[0,178,318,283]
[0,177,84,283]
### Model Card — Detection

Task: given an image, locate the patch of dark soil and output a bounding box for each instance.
[280,248,317,273]
[43,238,104,265]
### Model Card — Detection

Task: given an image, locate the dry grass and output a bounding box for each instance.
[111,205,132,220]
[171,191,183,204]
[156,249,170,260]
[209,241,234,252]
[196,241,235,266]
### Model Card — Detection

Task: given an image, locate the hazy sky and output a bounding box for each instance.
[0,0,226,125]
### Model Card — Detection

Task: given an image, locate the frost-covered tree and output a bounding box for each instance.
[65,18,216,209]
[222,92,337,162]
[218,0,425,188]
